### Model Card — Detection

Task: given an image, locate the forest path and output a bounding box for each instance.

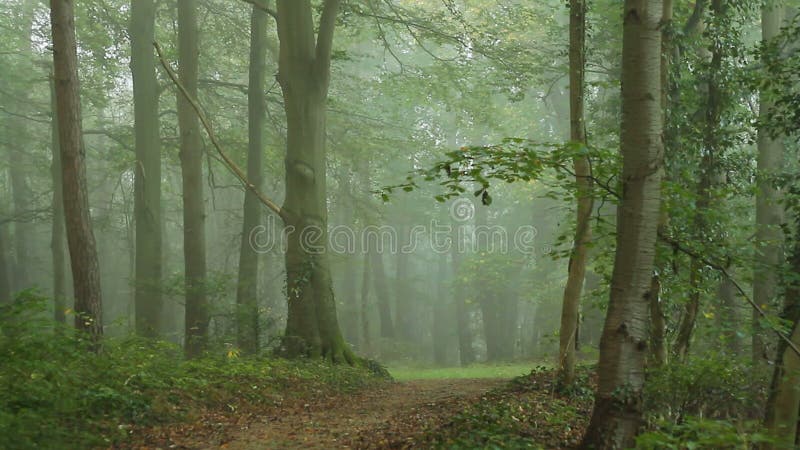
[216,377,507,449]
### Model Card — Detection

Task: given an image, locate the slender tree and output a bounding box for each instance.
[50,0,104,345]
[236,3,270,354]
[754,1,785,365]
[131,0,163,337]
[177,0,208,357]
[9,0,36,292]
[580,0,663,447]
[50,73,67,323]
[276,0,353,362]
[557,0,592,386]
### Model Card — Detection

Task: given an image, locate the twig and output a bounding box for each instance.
[153,42,285,221]
[658,231,800,358]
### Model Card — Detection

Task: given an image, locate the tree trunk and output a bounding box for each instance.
[236,4,270,354]
[395,224,414,341]
[648,0,673,369]
[177,0,208,357]
[131,0,163,338]
[9,0,36,292]
[648,274,667,366]
[754,2,785,366]
[580,0,663,447]
[50,0,104,345]
[558,0,592,386]
[763,222,800,448]
[433,254,450,365]
[672,0,724,361]
[360,251,371,355]
[370,246,395,339]
[452,218,475,366]
[276,0,353,363]
[0,224,11,304]
[50,73,67,323]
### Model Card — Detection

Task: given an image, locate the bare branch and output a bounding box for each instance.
[154,41,285,221]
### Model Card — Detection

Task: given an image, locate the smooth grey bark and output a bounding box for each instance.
[50,0,104,345]
[177,0,208,357]
[753,3,785,366]
[131,0,163,337]
[558,0,592,386]
[580,0,663,447]
[236,4,270,354]
[277,0,353,363]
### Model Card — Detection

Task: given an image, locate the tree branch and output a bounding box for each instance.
[240,0,277,20]
[154,42,285,221]
[315,0,342,82]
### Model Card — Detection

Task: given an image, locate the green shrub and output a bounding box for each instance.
[636,417,773,450]
[0,294,382,449]
[643,354,761,424]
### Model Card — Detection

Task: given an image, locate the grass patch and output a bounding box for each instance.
[389,363,539,381]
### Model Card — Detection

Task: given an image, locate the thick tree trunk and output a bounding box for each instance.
[50,74,67,323]
[648,274,667,366]
[177,0,208,357]
[236,4,269,354]
[763,225,800,448]
[370,246,395,339]
[754,3,785,366]
[580,0,663,447]
[558,0,592,386]
[50,0,104,345]
[131,0,163,337]
[277,0,353,363]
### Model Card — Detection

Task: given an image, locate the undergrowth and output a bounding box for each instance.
[0,294,385,449]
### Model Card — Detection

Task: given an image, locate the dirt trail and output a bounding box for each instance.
[216,378,507,449]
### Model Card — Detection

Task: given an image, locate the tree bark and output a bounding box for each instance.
[277,0,353,363]
[131,0,163,337]
[433,254,450,365]
[395,224,415,341]
[558,0,592,386]
[452,218,475,366]
[753,2,785,366]
[763,221,800,448]
[370,246,395,339]
[360,250,371,355]
[236,4,270,354]
[580,0,663,447]
[672,0,724,360]
[177,0,208,357]
[50,0,104,345]
[50,73,67,323]
[9,0,36,292]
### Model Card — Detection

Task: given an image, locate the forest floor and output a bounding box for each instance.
[122,365,593,449]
